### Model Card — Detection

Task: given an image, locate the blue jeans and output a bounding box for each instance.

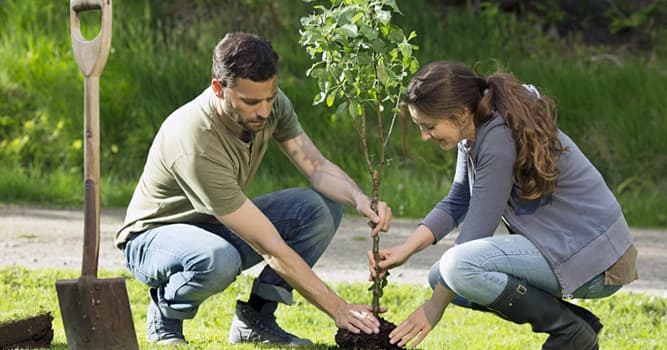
[124,188,343,320]
[428,235,622,307]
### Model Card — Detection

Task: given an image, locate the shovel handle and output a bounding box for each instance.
[81,76,101,277]
[70,0,112,277]
[70,0,112,77]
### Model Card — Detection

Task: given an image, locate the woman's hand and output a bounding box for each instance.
[333,302,387,334]
[389,283,454,347]
[388,300,444,348]
[368,244,413,278]
[368,224,436,278]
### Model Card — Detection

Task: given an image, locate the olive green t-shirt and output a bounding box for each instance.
[114,87,303,248]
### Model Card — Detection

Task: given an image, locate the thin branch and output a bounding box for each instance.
[383,87,403,148]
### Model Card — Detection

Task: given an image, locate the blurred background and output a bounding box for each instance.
[1,0,665,227]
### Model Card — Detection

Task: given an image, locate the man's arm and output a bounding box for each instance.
[279,133,391,235]
[218,199,382,334]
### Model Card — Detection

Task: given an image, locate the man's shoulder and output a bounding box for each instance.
[161,89,213,135]
[272,88,293,116]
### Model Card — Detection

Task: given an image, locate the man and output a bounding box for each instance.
[115,32,392,346]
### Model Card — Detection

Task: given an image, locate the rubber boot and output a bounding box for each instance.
[467,298,603,334]
[486,277,599,350]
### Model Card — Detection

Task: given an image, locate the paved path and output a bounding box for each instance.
[1,205,665,297]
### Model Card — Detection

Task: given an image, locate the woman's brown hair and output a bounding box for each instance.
[404,61,564,200]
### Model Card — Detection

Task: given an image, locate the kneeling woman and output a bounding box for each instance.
[371,61,637,349]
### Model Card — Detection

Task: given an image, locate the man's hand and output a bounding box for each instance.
[334,303,387,334]
[356,198,392,236]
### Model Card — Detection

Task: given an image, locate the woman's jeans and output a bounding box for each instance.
[428,235,622,307]
[123,188,343,320]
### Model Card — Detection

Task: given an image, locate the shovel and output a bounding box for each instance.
[55,1,138,349]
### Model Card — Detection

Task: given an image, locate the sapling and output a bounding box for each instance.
[300,0,418,347]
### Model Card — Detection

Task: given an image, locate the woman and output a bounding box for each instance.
[371,61,638,349]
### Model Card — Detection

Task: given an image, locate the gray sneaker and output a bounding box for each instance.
[146,288,187,345]
[229,300,313,347]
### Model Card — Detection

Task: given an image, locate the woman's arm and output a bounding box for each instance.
[389,283,456,347]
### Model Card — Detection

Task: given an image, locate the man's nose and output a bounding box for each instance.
[256,101,271,119]
[420,129,432,141]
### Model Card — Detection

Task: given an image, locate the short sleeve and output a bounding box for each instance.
[271,89,304,142]
[171,154,247,217]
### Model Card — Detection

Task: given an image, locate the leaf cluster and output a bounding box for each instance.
[299,0,419,121]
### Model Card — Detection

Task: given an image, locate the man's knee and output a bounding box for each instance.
[319,193,343,230]
[190,245,242,293]
[300,188,343,231]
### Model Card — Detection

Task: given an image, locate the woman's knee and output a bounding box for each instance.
[438,243,483,294]
[428,261,445,289]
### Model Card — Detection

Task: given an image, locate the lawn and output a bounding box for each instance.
[1,267,664,349]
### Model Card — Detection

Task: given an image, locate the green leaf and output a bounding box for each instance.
[359,25,378,41]
[313,91,326,105]
[385,0,402,14]
[348,101,359,119]
[357,52,372,65]
[336,101,348,119]
[377,59,389,85]
[339,23,359,38]
[375,9,391,25]
[388,26,404,43]
[371,38,386,51]
[326,91,336,107]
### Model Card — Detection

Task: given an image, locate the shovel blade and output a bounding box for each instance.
[56,276,138,350]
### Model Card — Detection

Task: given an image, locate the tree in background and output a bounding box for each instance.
[300,0,418,347]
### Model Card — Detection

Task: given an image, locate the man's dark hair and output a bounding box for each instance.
[211,32,279,86]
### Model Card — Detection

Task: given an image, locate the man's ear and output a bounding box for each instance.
[211,79,225,98]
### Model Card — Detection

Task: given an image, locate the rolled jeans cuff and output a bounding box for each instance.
[252,280,293,305]
[156,286,199,320]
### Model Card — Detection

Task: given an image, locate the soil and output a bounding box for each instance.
[0,312,53,349]
[336,317,404,350]
[1,204,666,298]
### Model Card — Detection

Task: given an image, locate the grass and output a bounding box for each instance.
[1,266,665,349]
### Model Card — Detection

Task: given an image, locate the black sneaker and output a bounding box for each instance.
[228,300,313,347]
[146,288,187,345]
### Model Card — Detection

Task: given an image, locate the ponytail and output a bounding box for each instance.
[484,72,564,199]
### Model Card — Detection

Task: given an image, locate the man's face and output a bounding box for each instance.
[219,76,278,133]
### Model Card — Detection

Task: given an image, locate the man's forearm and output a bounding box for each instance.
[262,244,345,318]
[309,160,368,209]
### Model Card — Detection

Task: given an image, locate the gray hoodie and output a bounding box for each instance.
[422,113,634,295]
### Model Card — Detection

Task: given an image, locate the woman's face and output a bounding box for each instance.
[408,104,471,150]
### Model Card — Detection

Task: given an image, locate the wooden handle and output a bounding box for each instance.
[81,76,101,277]
[71,0,103,12]
[70,0,111,276]
[70,0,112,78]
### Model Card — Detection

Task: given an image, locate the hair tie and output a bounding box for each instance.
[476,76,488,96]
